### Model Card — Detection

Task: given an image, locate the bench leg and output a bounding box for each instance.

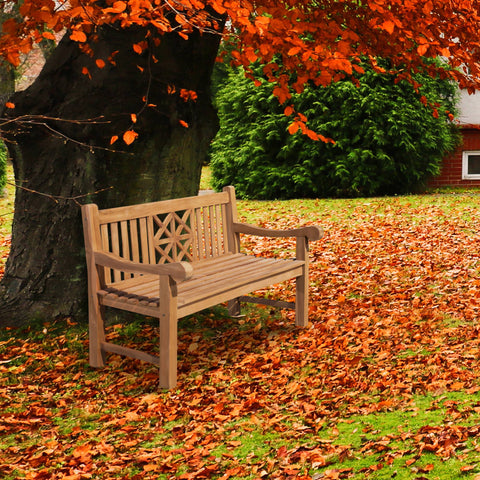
[159,313,177,389]
[159,276,178,389]
[89,301,107,368]
[227,298,242,317]
[295,271,308,327]
[295,237,309,327]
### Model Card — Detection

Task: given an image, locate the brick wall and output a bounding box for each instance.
[428,126,480,188]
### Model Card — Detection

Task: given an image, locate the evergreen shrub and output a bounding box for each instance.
[210,60,460,198]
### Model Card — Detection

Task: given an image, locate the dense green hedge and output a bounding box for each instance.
[210,61,460,198]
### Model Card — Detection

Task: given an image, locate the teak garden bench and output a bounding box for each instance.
[81,186,323,388]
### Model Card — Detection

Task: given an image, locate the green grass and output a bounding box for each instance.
[323,393,480,479]
[200,165,213,190]
[0,162,13,271]
[235,192,480,226]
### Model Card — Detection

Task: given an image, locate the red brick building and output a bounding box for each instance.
[428,125,480,188]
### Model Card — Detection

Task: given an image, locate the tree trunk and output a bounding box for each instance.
[0,27,221,324]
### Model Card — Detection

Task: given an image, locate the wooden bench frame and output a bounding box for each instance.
[81,186,323,388]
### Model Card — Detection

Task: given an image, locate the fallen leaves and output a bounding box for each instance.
[2,195,480,478]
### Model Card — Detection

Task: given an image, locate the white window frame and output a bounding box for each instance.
[462,151,480,179]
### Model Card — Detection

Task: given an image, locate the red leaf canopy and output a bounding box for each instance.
[2,0,480,98]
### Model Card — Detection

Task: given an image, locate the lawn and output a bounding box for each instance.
[1,167,480,479]
[0,162,14,275]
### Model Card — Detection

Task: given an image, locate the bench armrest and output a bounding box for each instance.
[93,251,194,282]
[232,222,323,241]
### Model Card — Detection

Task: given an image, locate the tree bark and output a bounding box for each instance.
[0,26,221,324]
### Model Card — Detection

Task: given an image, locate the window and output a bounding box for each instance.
[462,151,480,179]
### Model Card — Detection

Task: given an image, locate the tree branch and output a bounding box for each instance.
[6,182,113,206]
[0,114,133,154]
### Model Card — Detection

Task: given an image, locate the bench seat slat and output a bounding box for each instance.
[100,296,160,316]
[179,258,298,296]
[102,253,251,291]
[100,255,300,299]
[178,262,303,317]
[97,254,303,318]
[112,257,299,302]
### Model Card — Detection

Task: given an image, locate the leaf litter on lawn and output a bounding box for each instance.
[2,194,480,478]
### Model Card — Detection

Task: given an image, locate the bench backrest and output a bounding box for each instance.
[82,187,239,285]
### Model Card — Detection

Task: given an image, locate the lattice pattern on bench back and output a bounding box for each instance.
[96,192,233,285]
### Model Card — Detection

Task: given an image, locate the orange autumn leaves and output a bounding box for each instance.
[2,1,480,120]
[3,198,480,478]
[284,106,334,143]
[0,0,477,84]
[109,88,198,146]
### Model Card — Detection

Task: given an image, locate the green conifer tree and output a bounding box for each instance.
[210,59,460,198]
